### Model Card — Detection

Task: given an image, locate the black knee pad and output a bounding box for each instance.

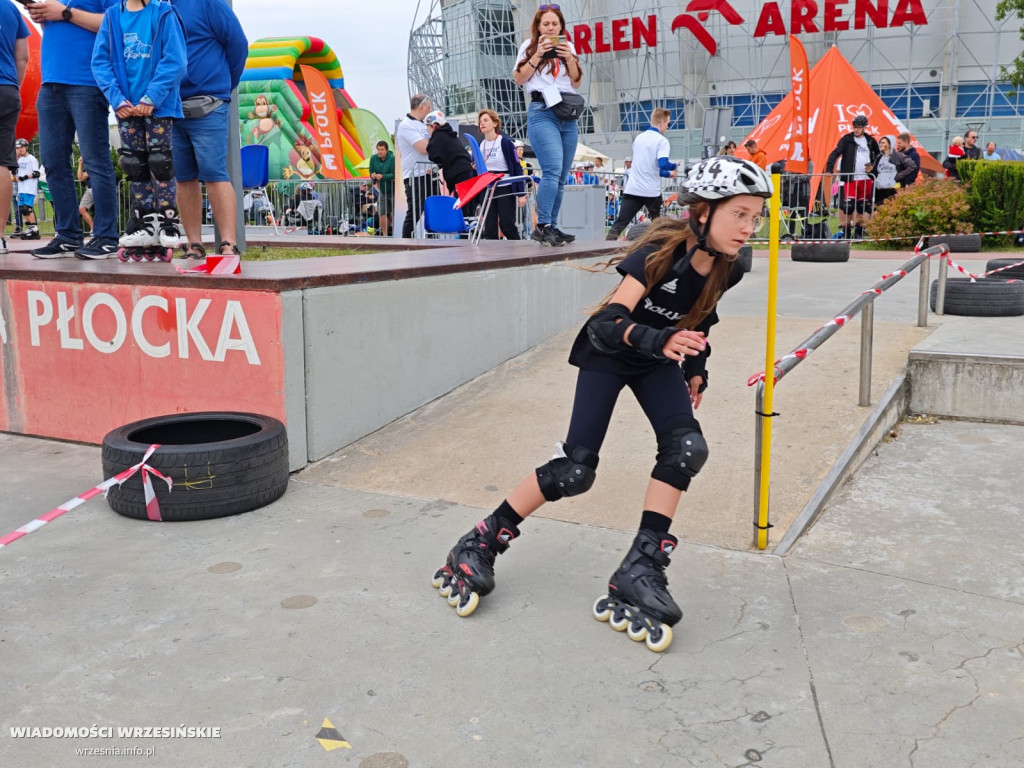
[119,149,150,182]
[18,204,33,217]
[651,419,708,491]
[148,150,174,181]
[535,442,599,502]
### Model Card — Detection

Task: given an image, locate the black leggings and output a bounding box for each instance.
[482,191,521,240]
[564,365,698,456]
[607,193,663,238]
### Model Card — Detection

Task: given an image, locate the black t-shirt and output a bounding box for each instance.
[568,242,744,380]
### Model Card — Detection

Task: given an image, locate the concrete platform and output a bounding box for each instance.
[0,418,1020,767]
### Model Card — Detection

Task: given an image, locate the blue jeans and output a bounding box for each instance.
[37,84,118,242]
[526,101,578,227]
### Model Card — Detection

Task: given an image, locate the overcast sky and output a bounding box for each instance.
[232,0,424,131]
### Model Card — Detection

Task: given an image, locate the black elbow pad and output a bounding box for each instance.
[586,302,633,354]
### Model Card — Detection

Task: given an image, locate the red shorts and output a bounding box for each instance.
[841,179,874,213]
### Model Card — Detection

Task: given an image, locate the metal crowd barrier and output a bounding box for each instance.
[752,170,909,242]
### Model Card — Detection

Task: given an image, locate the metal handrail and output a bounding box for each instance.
[752,243,949,546]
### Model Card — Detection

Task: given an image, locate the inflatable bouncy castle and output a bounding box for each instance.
[238,37,390,180]
[16,15,42,142]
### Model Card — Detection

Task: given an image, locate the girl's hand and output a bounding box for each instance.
[555,40,574,59]
[115,104,134,119]
[687,376,704,410]
[661,330,706,362]
[517,196,527,208]
[134,103,154,117]
[538,37,555,56]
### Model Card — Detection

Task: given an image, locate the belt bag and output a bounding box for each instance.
[181,95,224,120]
[550,93,585,122]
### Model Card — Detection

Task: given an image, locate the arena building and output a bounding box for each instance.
[408,0,1024,161]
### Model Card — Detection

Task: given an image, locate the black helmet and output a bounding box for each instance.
[15,138,28,147]
[852,114,869,128]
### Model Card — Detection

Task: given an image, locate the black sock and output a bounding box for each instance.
[639,510,672,534]
[496,500,524,527]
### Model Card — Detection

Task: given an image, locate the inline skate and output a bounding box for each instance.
[158,208,184,251]
[431,512,519,617]
[593,529,683,653]
[118,209,172,262]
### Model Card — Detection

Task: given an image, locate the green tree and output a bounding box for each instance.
[996,0,1024,87]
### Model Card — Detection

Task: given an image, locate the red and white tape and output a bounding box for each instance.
[752,226,1024,247]
[174,254,241,276]
[0,444,172,551]
[747,247,1024,385]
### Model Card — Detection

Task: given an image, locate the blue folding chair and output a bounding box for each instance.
[422,195,469,239]
[465,134,488,175]
[240,144,279,233]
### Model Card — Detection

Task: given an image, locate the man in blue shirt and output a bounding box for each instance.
[169,0,247,258]
[0,0,29,254]
[28,0,120,259]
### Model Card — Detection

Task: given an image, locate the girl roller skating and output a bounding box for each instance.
[432,156,773,653]
[92,0,187,262]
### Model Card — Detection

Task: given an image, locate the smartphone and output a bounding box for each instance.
[542,35,566,59]
[14,0,38,7]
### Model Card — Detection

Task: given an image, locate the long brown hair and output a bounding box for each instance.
[582,206,739,331]
[515,8,567,78]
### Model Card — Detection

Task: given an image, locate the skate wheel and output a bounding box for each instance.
[454,590,479,618]
[627,620,649,643]
[645,624,673,653]
[130,251,144,262]
[117,248,129,263]
[431,568,449,589]
[164,249,174,262]
[447,589,462,607]
[438,579,454,598]
[609,607,631,632]
[593,596,613,622]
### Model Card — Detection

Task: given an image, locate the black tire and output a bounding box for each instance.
[928,233,982,253]
[625,221,650,241]
[929,278,1024,316]
[101,412,289,521]
[984,257,1024,280]
[791,241,850,262]
[738,244,753,272]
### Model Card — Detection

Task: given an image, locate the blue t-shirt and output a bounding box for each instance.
[41,0,117,86]
[119,1,160,104]
[0,1,29,88]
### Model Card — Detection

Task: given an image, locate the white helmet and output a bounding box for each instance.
[681,156,773,204]
[423,110,446,128]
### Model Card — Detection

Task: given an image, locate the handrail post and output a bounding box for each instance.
[858,300,874,407]
[917,253,930,327]
[936,252,949,315]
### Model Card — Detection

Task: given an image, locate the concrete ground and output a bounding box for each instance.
[1,247,1022,767]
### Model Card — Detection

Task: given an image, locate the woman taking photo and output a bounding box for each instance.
[477,108,526,240]
[512,5,583,247]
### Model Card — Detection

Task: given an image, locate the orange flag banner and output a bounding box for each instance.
[787,35,809,174]
[300,65,347,180]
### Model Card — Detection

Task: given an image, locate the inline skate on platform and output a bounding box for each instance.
[117,210,173,263]
[593,529,683,653]
[431,513,519,617]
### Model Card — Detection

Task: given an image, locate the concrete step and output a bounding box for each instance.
[908,315,1024,424]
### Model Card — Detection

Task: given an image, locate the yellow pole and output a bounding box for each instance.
[757,174,782,550]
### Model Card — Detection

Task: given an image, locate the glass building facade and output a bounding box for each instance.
[408,0,1024,159]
